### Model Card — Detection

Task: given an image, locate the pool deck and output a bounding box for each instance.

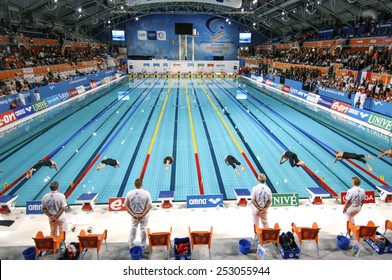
[1,198,392,260]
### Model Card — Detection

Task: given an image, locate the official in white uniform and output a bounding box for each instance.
[251,173,272,229]
[42,181,68,236]
[125,178,153,249]
[343,177,365,236]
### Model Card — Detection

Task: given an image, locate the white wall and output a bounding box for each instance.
[127,60,239,74]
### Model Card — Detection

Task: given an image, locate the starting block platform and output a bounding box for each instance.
[0,195,18,213]
[233,189,251,207]
[306,187,330,204]
[158,191,174,208]
[76,193,98,211]
[377,186,392,203]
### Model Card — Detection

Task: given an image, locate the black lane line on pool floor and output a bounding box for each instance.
[190,79,227,199]
[116,83,167,198]
[202,79,276,193]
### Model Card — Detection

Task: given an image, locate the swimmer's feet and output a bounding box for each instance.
[366,164,373,173]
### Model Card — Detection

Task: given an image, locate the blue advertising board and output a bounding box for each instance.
[284,78,304,91]
[26,201,44,215]
[368,99,392,117]
[186,194,223,208]
[45,94,61,107]
[288,87,309,99]
[346,106,370,122]
[13,104,35,119]
[317,96,334,108]
[57,92,70,102]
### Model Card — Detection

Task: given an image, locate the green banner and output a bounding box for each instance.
[271,193,299,207]
[367,113,392,131]
[32,100,48,112]
[275,84,283,90]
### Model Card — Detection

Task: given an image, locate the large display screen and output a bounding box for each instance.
[239,33,251,43]
[112,30,125,41]
[175,23,193,35]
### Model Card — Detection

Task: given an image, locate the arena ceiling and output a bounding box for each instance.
[2,0,392,38]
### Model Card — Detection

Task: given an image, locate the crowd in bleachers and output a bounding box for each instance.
[0,45,108,71]
[271,66,391,103]
[254,47,392,74]
[0,17,108,71]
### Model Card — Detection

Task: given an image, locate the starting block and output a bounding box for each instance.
[0,195,18,213]
[306,187,330,204]
[233,189,251,207]
[158,191,174,208]
[76,193,98,211]
[377,186,392,203]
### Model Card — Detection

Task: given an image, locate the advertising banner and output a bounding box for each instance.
[0,110,17,127]
[76,85,86,94]
[31,100,48,112]
[339,191,375,204]
[330,100,350,115]
[157,31,166,41]
[108,198,126,212]
[137,30,147,40]
[306,92,320,104]
[45,95,61,107]
[317,96,334,108]
[367,113,392,131]
[13,104,35,119]
[186,194,223,208]
[271,193,299,207]
[147,31,157,40]
[57,92,70,102]
[346,106,370,122]
[26,201,44,215]
[282,85,291,93]
[288,88,309,99]
[22,67,35,83]
[368,99,392,117]
[68,88,79,98]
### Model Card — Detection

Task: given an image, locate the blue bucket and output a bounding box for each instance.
[337,235,350,250]
[130,246,143,260]
[23,246,36,260]
[239,239,252,255]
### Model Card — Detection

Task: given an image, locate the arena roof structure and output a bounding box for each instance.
[2,0,392,38]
